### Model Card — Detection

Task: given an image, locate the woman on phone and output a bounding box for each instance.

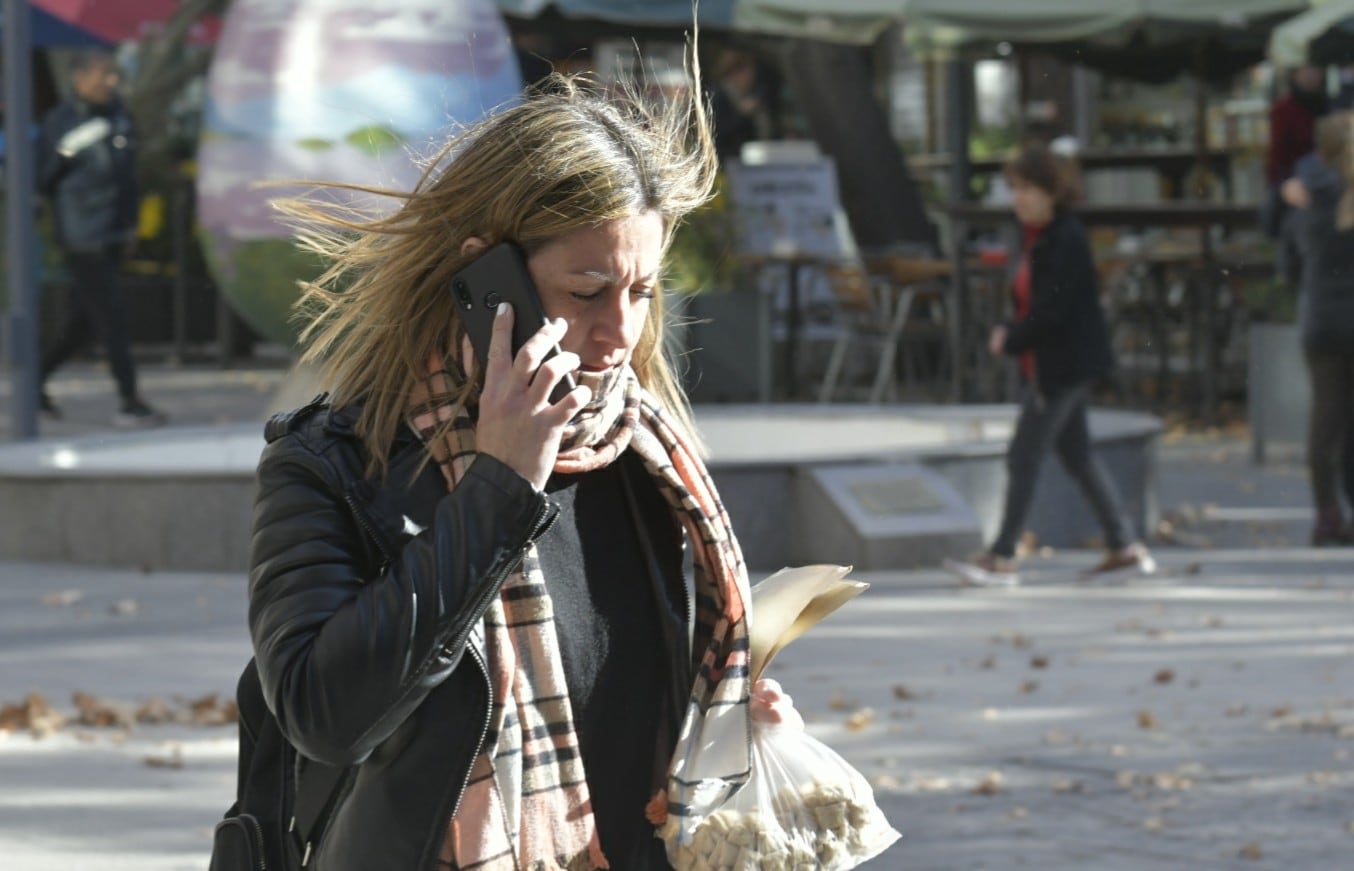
[246,57,790,870]
[944,143,1155,587]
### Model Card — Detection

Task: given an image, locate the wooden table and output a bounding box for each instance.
[937,200,1263,413]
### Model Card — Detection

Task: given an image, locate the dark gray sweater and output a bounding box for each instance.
[1292,154,1354,351]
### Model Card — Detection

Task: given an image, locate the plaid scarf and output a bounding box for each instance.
[406,357,751,871]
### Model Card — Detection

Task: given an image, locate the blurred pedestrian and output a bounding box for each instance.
[36,50,163,427]
[1265,65,1327,240]
[944,144,1155,587]
[1280,111,1354,545]
[709,49,775,161]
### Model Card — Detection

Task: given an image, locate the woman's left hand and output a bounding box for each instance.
[751,678,804,730]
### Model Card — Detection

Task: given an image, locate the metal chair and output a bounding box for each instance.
[817,255,950,403]
[816,264,917,403]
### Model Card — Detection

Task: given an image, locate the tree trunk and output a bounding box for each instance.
[779,38,938,254]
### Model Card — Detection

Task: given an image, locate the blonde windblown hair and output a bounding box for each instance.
[279,51,719,474]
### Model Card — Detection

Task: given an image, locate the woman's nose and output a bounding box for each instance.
[593,291,636,348]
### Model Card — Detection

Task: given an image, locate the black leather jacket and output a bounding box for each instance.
[250,396,566,871]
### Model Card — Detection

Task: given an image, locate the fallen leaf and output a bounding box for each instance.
[1238,843,1263,861]
[892,685,916,701]
[1150,772,1194,791]
[1019,680,1039,694]
[1154,669,1175,685]
[1052,778,1084,794]
[1138,710,1159,729]
[978,655,996,670]
[0,693,66,738]
[973,770,1004,795]
[136,697,174,725]
[914,776,951,792]
[1030,656,1049,669]
[844,708,875,731]
[186,693,238,726]
[72,692,135,729]
[108,599,139,617]
[144,745,184,769]
[1143,817,1166,832]
[828,694,856,711]
[41,590,84,606]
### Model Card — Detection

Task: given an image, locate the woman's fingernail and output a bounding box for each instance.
[497,302,509,316]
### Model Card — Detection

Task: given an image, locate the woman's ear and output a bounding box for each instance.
[460,236,487,257]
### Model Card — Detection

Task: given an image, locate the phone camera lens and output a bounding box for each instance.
[483,292,501,309]
[453,280,472,310]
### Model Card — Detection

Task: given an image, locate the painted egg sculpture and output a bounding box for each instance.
[197,0,523,345]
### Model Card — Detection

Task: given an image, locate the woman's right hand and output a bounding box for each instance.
[473,303,591,491]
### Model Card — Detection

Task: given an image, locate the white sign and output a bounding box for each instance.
[727,157,843,259]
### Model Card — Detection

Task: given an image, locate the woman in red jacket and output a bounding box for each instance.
[945,144,1156,587]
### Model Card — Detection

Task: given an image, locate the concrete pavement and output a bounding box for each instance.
[3,359,1352,869]
[4,551,1354,870]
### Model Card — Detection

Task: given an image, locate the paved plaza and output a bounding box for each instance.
[1,361,1351,870]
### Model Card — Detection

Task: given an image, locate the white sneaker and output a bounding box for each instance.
[944,554,1020,588]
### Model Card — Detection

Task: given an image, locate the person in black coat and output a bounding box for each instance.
[36,50,163,427]
[945,144,1155,587]
[1280,112,1354,545]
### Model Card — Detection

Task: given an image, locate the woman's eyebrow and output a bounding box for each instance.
[573,269,658,284]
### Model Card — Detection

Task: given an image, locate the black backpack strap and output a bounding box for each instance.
[290,760,348,867]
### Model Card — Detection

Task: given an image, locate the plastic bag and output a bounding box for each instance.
[661,565,902,870]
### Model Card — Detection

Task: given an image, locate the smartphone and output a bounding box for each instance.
[448,242,577,403]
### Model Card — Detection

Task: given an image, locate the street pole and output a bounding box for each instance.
[3,0,39,439]
[3,0,38,438]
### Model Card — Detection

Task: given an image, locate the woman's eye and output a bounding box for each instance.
[631,287,655,300]
[569,289,603,302]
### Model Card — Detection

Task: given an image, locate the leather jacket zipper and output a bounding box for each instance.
[344,492,393,565]
[433,499,557,869]
[246,814,267,871]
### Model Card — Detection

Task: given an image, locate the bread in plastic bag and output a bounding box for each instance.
[658,565,902,869]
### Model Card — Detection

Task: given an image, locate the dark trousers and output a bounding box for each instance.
[41,245,137,400]
[991,384,1135,558]
[1304,347,1354,511]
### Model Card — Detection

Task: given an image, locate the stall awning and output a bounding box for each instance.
[500,1,1309,80]
[732,0,1309,48]
[497,0,736,28]
[1270,0,1354,66]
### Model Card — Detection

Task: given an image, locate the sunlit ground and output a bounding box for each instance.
[3,552,1354,869]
